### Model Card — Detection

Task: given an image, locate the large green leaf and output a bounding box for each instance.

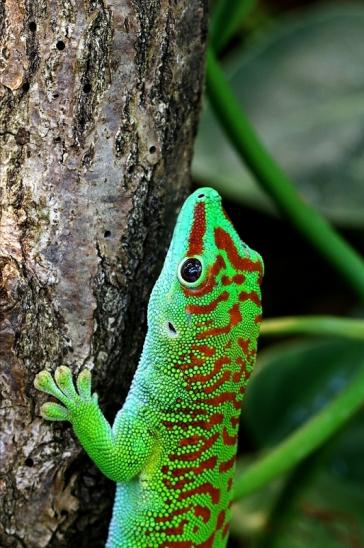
[244,338,364,447]
[193,5,364,227]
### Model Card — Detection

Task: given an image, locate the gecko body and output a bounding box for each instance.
[35,187,263,547]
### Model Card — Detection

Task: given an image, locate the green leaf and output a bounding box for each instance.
[264,419,364,547]
[244,338,364,447]
[193,4,364,227]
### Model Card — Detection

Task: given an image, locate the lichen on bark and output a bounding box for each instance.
[0,0,208,545]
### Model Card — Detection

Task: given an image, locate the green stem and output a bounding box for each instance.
[210,0,257,53]
[206,48,364,301]
[261,316,364,340]
[233,362,364,501]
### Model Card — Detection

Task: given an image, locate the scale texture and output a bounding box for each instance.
[35,187,263,547]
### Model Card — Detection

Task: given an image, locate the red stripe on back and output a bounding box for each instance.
[172,455,217,477]
[169,432,219,461]
[219,455,236,472]
[156,506,192,523]
[179,482,220,504]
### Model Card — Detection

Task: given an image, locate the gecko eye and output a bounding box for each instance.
[178,257,203,285]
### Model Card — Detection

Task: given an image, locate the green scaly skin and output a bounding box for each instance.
[34,187,263,547]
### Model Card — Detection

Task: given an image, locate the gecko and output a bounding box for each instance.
[34,187,263,547]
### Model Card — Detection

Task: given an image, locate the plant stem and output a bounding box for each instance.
[206,48,364,301]
[210,0,257,53]
[261,316,364,340]
[233,362,364,501]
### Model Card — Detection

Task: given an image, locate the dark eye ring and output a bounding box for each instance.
[178,257,203,286]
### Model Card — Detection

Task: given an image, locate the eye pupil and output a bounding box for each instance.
[180,258,202,283]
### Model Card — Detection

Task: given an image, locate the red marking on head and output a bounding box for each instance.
[172,455,217,477]
[196,319,214,329]
[222,427,238,446]
[196,303,241,340]
[162,519,189,536]
[232,370,243,384]
[180,355,206,371]
[215,227,263,277]
[222,274,245,286]
[239,290,261,305]
[191,344,216,357]
[191,355,206,366]
[204,370,231,394]
[188,202,206,256]
[219,455,236,473]
[179,483,220,504]
[238,337,250,354]
[169,432,219,461]
[233,356,247,383]
[179,434,201,447]
[189,356,230,383]
[186,291,229,315]
[194,505,211,523]
[183,255,225,298]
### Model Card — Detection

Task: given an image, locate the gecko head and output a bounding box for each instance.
[147,187,263,351]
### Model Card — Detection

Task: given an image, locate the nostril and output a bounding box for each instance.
[167,321,177,336]
[198,193,205,198]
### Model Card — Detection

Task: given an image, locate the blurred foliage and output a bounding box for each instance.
[196,1,364,546]
[245,339,364,446]
[194,4,364,227]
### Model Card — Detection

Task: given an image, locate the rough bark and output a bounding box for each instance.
[0,0,207,546]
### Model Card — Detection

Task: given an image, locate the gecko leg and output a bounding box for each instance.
[34,367,155,482]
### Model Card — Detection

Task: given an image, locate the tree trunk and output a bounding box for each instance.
[0,1,207,545]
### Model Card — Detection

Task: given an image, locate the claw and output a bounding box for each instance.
[55,366,78,399]
[40,402,69,421]
[77,369,92,399]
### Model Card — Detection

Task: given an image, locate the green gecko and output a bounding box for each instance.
[34,187,263,547]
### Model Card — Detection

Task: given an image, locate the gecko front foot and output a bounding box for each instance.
[34,366,96,422]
